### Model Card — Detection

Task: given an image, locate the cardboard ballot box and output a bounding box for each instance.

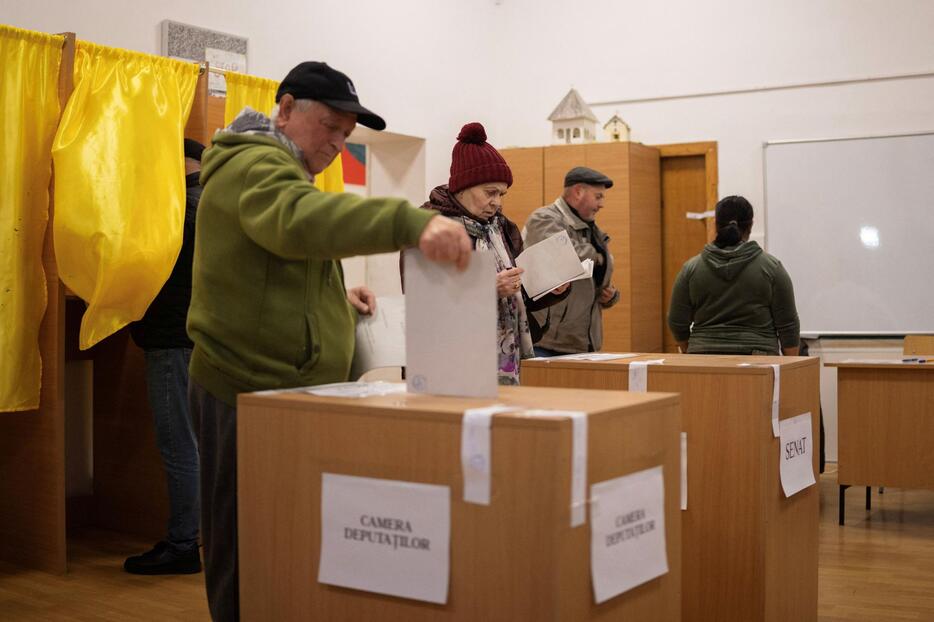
[522,354,820,622]
[237,385,682,621]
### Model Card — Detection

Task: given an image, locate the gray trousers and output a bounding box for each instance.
[190,380,239,622]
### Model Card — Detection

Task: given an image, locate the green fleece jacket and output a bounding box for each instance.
[667,241,799,355]
[188,131,434,406]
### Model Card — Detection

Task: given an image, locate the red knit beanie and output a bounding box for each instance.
[448,122,513,194]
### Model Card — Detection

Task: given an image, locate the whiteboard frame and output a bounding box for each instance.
[762,130,934,338]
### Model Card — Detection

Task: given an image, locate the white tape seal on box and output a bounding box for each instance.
[628,359,665,392]
[461,405,519,505]
[738,363,781,437]
[523,410,589,527]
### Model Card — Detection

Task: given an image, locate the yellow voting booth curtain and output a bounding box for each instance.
[223,71,277,127]
[223,70,344,193]
[0,25,63,412]
[52,41,198,350]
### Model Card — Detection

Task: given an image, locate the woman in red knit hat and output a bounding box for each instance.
[420,122,569,385]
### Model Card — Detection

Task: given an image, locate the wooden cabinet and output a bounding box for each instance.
[501,142,662,352]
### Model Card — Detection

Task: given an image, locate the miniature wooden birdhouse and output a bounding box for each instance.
[603,113,631,142]
[548,88,598,145]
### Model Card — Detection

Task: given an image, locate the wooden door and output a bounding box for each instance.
[653,142,718,352]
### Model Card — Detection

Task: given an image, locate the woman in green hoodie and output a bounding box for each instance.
[667,195,799,355]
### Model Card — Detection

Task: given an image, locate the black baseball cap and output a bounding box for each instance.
[564,166,614,189]
[276,61,386,131]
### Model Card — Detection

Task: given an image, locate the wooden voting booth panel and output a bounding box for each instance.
[522,354,819,622]
[237,386,682,621]
[500,142,663,353]
[827,362,934,491]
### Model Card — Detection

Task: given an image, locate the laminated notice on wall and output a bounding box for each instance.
[318,473,450,604]
[590,466,669,604]
[779,412,816,497]
[628,359,664,392]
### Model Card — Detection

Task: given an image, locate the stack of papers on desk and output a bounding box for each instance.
[516,231,593,300]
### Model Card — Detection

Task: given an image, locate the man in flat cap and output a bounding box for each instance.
[523,166,620,355]
[188,61,471,620]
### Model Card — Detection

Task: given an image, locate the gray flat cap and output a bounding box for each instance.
[564,166,614,189]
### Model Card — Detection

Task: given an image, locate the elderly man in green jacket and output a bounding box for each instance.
[187,61,470,621]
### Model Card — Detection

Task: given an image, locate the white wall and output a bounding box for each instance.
[9,0,934,220]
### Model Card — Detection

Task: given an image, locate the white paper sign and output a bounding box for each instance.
[681,432,688,511]
[461,405,519,504]
[404,249,497,398]
[350,296,406,380]
[628,359,665,392]
[524,410,588,526]
[515,230,587,300]
[590,466,669,604]
[318,473,451,604]
[779,412,816,497]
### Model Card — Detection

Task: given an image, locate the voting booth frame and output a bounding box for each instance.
[237,386,682,621]
[0,53,422,573]
[522,354,820,622]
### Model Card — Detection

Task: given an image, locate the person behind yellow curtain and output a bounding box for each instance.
[224,69,345,193]
[0,25,63,412]
[51,41,198,349]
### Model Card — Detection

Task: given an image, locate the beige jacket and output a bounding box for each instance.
[523,197,619,353]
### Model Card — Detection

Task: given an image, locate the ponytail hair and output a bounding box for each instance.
[713,195,754,248]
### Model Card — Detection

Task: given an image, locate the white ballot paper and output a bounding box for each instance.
[318,473,451,604]
[515,231,588,300]
[461,405,519,505]
[628,359,665,392]
[779,412,816,497]
[523,410,588,526]
[404,249,497,398]
[350,296,406,380]
[590,466,669,604]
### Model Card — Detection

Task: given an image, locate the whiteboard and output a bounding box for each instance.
[764,132,934,336]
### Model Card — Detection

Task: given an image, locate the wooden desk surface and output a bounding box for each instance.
[825,360,934,370]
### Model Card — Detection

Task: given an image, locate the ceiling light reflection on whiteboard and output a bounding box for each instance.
[860,226,880,249]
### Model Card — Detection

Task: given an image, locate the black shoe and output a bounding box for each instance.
[124,541,202,575]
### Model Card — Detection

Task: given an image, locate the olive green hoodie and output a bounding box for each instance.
[667,241,799,354]
[187,117,434,405]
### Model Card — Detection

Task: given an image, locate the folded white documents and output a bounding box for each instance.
[516,231,590,300]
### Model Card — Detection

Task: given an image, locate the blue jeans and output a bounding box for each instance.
[144,348,200,552]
